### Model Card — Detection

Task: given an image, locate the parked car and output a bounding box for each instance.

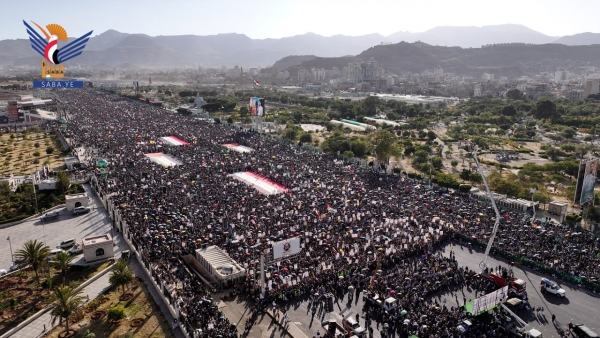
[0,269,7,276]
[72,206,91,215]
[571,324,600,338]
[58,238,76,249]
[40,211,60,220]
[68,244,83,255]
[48,248,65,260]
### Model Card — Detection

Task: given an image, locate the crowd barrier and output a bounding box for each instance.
[456,233,600,294]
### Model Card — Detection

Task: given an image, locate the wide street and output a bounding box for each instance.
[275,242,600,338]
[441,242,600,338]
[0,184,119,271]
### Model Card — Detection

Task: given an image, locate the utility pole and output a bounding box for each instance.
[7,236,13,262]
[260,254,265,298]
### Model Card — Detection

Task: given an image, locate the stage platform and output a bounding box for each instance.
[230,171,287,195]
[222,143,253,153]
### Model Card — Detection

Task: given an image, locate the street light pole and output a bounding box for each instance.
[7,236,13,262]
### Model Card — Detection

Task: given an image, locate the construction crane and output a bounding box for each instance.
[471,144,502,272]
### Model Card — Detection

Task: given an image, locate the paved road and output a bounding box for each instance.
[445,242,600,338]
[278,242,600,338]
[1,184,116,271]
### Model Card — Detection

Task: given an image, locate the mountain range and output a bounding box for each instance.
[276,42,600,79]
[1,24,600,69]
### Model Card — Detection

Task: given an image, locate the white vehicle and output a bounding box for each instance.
[342,317,366,336]
[68,244,83,255]
[383,297,398,311]
[72,206,91,215]
[48,248,65,259]
[540,278,566,297]
[0,269,7,276]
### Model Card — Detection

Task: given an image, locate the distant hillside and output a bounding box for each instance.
[272,55,317,70]
[387,24,556,48]
[284,42,600,77]
[554,32,600,46]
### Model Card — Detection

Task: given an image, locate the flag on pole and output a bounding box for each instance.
[253,79,260,86]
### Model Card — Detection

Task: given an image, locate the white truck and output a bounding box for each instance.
[540,278,566,298]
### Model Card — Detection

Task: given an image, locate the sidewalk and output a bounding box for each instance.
[7,273,112,338]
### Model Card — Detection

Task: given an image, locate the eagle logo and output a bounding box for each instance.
[23,20,93,65]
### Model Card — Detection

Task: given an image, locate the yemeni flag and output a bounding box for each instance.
[253,79,260,86]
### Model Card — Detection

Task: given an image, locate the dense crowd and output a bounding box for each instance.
[55,89,599,337]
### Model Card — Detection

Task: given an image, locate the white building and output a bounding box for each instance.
[584,78,600,97]
[194,246,246,285]
[482,73,495,82]
[38,179,57,190]
[65,193,90,211]
[554,69,569,83]
[474,84,483,97]
[82,234,114,263]
[297,68,311,83]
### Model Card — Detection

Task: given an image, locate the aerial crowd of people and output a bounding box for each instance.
[53,89,598,337]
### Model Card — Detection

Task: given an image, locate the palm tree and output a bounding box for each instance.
[49,286,85,335]
[109,260,134,294]
[15,239,50,285]
[82,329,96,338]
[52,251,75,285]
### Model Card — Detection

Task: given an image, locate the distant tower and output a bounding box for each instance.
[241,67,243,86]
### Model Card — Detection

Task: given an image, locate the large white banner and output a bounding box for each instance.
[272,237,301,259]
[472,286,508,315]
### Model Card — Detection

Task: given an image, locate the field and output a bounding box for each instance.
[43,276,174,338]
[0,261,112,336]
[0,130,65,175]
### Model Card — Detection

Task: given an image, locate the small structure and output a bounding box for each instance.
[548,201,568,216]
[82,234,114,263]
[65,193,90,211]
[64,157,80,170]
[37,179,57,190]
[194,246,246,286]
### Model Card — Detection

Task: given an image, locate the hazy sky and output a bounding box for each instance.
[2,0,599,40]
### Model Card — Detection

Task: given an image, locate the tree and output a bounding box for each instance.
[15,239,50,285]
[451,160,458,169]
[362,96,381,116]
[501,105,517,116]
[299,133,312,143]
[370,130,399,165]
[109,259,135,294]
[56,171,70,193]
[459,169,471,181]
[52,251,75,285]
[46,146,54,155]
[561,127,576,140]
[506,89,524,100]
[49,286,85,336]
[0,181,11,199]
[533,98,558,121]
[83,330,96,338]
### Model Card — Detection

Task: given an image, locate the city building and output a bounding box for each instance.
[584,78,600,97]
[474,84,482,97]
[0,172,41,192]
[482,73,495,82]
[82,234,114,263]
[554,69,569,83]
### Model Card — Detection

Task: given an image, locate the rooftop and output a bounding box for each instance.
[65,193,88,200]
[83,234,112,246]
[196,246,245,280]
